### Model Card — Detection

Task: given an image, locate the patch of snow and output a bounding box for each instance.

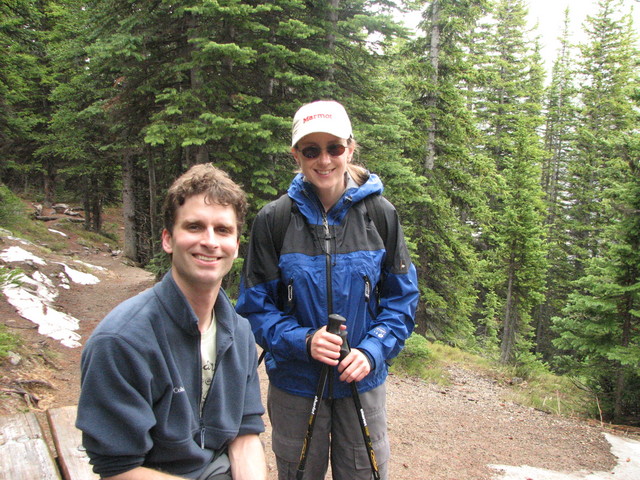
[58,272,71,289]
[48,228,68,237]
[2,281,81,348]
[490,433,640,480]
[0,246,46,265]
[74,259,107,271]
[0,244,101,348]
[17,271,58,303]
[56,262,100,285]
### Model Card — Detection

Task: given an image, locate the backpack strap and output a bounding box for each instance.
[258,194,293,366]
[271,194,294,258]
[363,194,388,252]
[364,193,410,274]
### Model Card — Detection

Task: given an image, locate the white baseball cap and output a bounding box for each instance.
[291,100,353,147]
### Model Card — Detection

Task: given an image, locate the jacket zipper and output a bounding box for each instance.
[364,275,371,303]
[287,279,294,311]
[199,337,220,449]
[323,212,333,313]
[322,212,335,399]
[198,343,206,449]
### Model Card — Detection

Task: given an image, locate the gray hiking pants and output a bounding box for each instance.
[268,383,389,480]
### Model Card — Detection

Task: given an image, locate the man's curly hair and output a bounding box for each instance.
[163,163,247,237]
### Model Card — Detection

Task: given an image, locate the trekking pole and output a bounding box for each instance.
[295,314,344,480]
[331,314,381,480]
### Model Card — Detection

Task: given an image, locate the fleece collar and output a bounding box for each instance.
[153,270,236,349]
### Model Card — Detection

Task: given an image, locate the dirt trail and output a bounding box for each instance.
[0,217,636,479]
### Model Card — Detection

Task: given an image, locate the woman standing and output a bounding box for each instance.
[237,100,419,480]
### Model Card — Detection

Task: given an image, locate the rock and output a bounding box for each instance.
[7,351,22,366]
[52,203,69,214]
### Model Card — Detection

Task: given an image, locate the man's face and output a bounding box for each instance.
[162,193,239,297]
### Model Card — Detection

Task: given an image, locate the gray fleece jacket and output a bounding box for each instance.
[77,270,265,478]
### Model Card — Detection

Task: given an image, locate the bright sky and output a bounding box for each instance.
[527,0,640,70]
[402,0,640,74]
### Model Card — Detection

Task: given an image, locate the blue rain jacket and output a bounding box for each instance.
[237,173,419,399]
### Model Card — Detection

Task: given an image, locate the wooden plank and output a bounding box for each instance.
[47,406,99,480]
[0,411,62,480]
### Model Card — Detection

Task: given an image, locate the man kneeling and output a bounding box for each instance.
[77,164,266,480]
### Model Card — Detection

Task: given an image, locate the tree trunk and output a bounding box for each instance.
[82,178,91,231]
[425,0,441,171]
[148,155,158,255]
[613,301,633,422]
[500,263,517,364]
[122,152,138,262]
[324,0,339,82]
[90,176,102,232]
[43,159,56,207]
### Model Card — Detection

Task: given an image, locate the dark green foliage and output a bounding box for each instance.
[0,0,52,192]
[550,0,640,424]
[391,332,435,378]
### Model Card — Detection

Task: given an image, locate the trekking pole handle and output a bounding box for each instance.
[328,314,350,360]
[327,314,345,335]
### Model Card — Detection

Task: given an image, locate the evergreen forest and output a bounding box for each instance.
[1,0,639,425]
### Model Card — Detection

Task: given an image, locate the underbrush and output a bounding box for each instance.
[0,266,22,360]
[500,367,594,418]
[392,333,596,419]
[390,332,446,383]
[0,184,57,245]
[57,218,119,251]
[0,324,20,360]
[0,184,119,252]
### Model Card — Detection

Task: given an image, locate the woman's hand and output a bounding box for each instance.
[337,348,371,383]
[307,325,343,366]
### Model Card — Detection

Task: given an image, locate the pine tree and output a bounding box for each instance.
[0,0,55,200]
[568,0,638,266]
[398,0,494,343]
[535,8,580,360]
[470,0,548,363]
[553,146,640,422]
[552,0,640,423]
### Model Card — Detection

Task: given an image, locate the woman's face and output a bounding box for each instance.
[292,132,354,201]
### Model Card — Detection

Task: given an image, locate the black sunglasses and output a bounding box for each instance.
[299,144,346,159]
